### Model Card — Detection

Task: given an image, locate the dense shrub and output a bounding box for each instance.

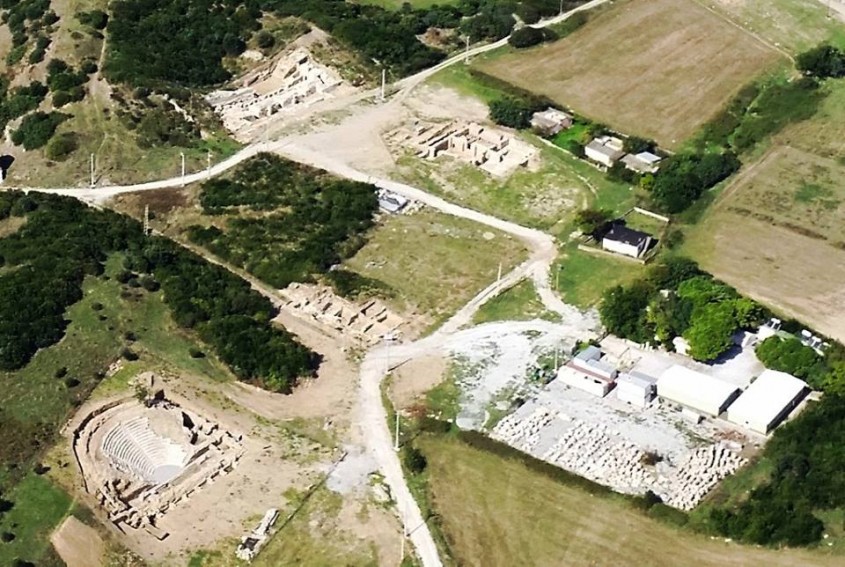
[76,9,108,30]
[755,336,823,382]
[489,96,539,129]
[11,111,68,150]
[508,25,547,48]
[650,152,740,213]
[189,154,378,289]
[45,132,78,161]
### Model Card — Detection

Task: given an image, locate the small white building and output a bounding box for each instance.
[727,370,808,434]
[584,135,625,167]
[602,225,652,259]
[657,365,740,417]
[616,371,657,408]
[621,151,662,174]
[570,345,618,381]
[557,364,615,397]
[530,108,573,136]
[757,318,782,341]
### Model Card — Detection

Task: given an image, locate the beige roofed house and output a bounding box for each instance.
[622,151,662,173]
[584,135,625,167]
[530,108,573,136]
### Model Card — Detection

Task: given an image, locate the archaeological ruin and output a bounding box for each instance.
[71,377,244,539]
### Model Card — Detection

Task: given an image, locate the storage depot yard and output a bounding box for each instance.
[445,324,804,511]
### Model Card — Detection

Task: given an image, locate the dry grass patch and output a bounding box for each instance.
[422,436,844,567]
[478,0,783,147]
[343,209,528,325]
[710,0,845,53]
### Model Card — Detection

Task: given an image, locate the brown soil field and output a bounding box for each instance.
[478,0,784,147]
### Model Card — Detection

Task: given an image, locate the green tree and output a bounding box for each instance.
[489,97,536,129]
[755,336,821,380]
[683,301,738,361]
[574,208,611,237]
[599,282,654,343]
[796,44,845,78]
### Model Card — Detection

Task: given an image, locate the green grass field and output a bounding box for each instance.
[554,243,644,308]
[473,279,557,324]
[419,436,845,567]
[0,474,72,566]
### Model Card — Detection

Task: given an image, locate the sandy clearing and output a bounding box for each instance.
[389,355,447,409]
[50,516,105,567]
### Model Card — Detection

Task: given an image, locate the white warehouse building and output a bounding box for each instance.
[657,365,740,417]
[727,370,809,434]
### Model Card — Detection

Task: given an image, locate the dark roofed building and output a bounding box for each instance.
[601,224,652,258]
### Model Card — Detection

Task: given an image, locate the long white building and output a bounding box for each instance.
[727,370,808,434]
[657,365,740,417]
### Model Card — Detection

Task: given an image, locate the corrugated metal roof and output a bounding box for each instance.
[657,365,739,416]
[727,370,807,432]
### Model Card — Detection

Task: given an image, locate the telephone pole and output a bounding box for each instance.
[206,150,212,178]
[464,35,470,64]
[89,153,95,187]
[180,152,186,186]
[380,68,386,102]
[143,205,150,236]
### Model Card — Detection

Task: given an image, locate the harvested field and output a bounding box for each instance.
[421,436,845,567]
[477,0,784,147]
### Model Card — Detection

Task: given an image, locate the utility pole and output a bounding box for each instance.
[206,150,212,178]
[497,262,502,287]
[143,205,150,236]
[559,0,564,16]
[180,152,186,186]
[380,68,386,102]
[394,411,400,452]
[464,35,470,64]
[89,153,95,187]
[399,501,406,565]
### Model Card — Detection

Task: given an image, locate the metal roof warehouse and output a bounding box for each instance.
[727,370,809,434]
[657,365,740,417]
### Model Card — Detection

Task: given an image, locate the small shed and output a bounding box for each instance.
[727,370,808,434]
[657,365,740,417]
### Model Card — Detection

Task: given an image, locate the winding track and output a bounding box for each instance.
[13,4,608,565]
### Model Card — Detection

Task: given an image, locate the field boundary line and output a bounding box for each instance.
[689,0,794,62]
